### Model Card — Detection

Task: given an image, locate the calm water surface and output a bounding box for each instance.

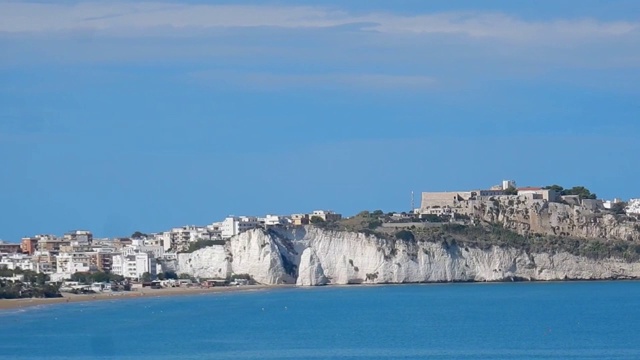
[1,281,639,359]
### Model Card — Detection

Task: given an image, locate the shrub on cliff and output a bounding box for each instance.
[544,185,597,199]
[183,239,226,253]
[415,224,640,262]
[395,230,415,242]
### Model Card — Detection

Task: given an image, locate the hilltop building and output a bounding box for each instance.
[420,189,506,209]
[517,187,560,202]
[221,216,261,239]
[309,210,342,222]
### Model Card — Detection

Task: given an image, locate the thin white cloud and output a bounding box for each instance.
[0,1,638,43]
[187,71,436,91]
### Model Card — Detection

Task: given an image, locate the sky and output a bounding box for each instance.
[0,0,639,241]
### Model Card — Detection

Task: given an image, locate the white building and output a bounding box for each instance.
[603,198,623,209]
[124,243,164,259]
[627,199,640,215]
[310,210,342,222]
[64,230,93,246]
[112,252,157,279]
[0,253,35,271]
[502,180,516,190]
[221,216,260,239]
[55,252,93,275]
[160,226,216,251]
[260,215,291,227]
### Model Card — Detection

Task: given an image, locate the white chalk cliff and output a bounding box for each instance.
[175,226,640,286]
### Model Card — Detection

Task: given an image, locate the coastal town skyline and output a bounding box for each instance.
[1,179,638,242]
[2,178,638,243]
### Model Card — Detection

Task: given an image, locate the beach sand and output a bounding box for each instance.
[0,284,293,311]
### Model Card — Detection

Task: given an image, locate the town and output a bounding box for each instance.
[1,180,639,298]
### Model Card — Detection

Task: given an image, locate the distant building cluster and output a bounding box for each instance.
[0,211,342,283]
[417,179,637,219]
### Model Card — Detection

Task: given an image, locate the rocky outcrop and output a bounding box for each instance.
[461,197,639,241]
[175,226,640,286]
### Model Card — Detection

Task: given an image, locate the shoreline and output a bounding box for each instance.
[0,284,294,311]
[3,278,639,312]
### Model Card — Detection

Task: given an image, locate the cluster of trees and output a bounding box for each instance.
[544,185,597,200]
[420,214,446,223]
[0,268,49,285]
[0,281,61,299]
[70,271,125,284]
[156,271,178,280]
[0,268,61,299]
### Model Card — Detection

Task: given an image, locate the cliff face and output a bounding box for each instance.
[174,227,640,286]
[461,197,639,241]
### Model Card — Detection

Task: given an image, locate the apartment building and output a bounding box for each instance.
[112,252,157,279]
[221,216,260,239]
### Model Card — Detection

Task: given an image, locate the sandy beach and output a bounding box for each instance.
[0,284,293,311]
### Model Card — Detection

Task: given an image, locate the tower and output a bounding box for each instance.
[411,191,415,212]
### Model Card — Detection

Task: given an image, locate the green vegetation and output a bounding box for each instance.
[157,271,178,280]
[182,239,227,253]
[337,211,384,232]
[395,230,415,242]
[544,185,597,199]
[408,224,640,262]
[131,231,148,239]
[310,216,325,224]
[70,271,125,284]
[420,214,445,223]
[0,268,61,299]
[504,186,518,195]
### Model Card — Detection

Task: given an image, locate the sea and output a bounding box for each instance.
[1,281,639,359]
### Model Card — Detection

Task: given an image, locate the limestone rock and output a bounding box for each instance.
[176,226,640,286]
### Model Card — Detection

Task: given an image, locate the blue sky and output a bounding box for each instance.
[1,0,639,241]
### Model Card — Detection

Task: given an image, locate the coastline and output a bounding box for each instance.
[0,284,294,311]
[4,279,639,312]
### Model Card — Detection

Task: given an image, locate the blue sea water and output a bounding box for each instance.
[1,281,639,359]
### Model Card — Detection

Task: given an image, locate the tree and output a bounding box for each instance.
[178,273,191,280]
[564,186,596,200]
[310,216,325,224]
[544,185,596,199]
[91,272,111,283]
[164,271,178,280]
[544,185,564,193]
[157,272,166,280]
[503,186,518,195]
[141,272,152,282]
[71,272,91,284]
[131,231,147,239]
